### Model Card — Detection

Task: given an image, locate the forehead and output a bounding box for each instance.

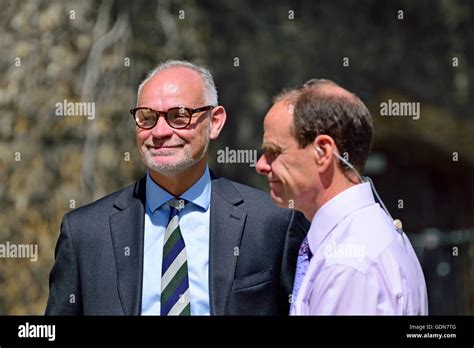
[139,67,205,106]
[264,100,294,139]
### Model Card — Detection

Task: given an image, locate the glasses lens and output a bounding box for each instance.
[167,108,190,128]
[135,109,156,128]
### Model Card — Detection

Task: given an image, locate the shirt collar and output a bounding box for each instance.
[146,165,211,213]
[307,182,375,254]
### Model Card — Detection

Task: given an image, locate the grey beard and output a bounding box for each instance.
[141,133,210,177]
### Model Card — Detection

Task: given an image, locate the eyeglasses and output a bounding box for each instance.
[129,105,214,129]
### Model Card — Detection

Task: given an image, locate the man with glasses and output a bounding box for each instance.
[46,60,308,315]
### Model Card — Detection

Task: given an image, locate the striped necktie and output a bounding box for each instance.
[161,198,191,315]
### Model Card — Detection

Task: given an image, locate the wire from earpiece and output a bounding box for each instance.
[327,148,404,234]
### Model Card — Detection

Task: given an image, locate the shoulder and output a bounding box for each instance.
[64,178,143,226]
[321,204,399,273]
[213,176,288,211]
[210,176,302,230]
[227,178,276,203]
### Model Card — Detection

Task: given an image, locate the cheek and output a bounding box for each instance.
[278,158,305,186]
[273,159,292,181]
[136,129,151,144]
[182,124,209,146]
[195,121,210,137]
[293,158,316,189]
[174,130,193,145]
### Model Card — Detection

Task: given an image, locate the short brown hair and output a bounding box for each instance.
[283,79,374,173]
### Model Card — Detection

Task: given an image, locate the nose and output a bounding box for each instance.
[151,114,174,138]
[256,153,271,175]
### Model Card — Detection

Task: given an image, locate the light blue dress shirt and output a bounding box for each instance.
[141,166,211,315]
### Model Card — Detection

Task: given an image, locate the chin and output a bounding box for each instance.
[144,153,202,177]
[270,191,288,208]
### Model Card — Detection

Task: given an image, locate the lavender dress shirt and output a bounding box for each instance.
[291,182,428,315]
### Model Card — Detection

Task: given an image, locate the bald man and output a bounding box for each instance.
[46,60,308,316]
[256,79,428,315]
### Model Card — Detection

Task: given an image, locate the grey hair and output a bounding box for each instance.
[136,60,218,106]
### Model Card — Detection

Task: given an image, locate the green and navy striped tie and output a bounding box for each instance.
[161,198,191,315]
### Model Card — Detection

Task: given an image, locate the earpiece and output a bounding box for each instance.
[316,146,325,155]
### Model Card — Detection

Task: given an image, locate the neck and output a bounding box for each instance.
[149,159,207,197]
[302,172,357,221]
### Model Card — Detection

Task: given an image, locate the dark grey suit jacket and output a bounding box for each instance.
[45,173,308,315]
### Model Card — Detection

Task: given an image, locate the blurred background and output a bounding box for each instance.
[0,0,473,315]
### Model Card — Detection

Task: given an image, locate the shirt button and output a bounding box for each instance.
[396,294,404,303]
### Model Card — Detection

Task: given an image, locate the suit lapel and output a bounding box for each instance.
[109,177,146,315]
[108,173,246,315]
[209,175,246,315]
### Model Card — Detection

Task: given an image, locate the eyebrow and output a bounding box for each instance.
[261,141,282,151]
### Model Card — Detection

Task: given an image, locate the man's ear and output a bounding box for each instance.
[314,135,335,173]
[209,106,227,140]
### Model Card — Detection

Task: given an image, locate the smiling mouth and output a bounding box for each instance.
[146,145,184,155]
[147,144,183,149]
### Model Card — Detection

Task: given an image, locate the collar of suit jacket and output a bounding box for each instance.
[112,170,244,212]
